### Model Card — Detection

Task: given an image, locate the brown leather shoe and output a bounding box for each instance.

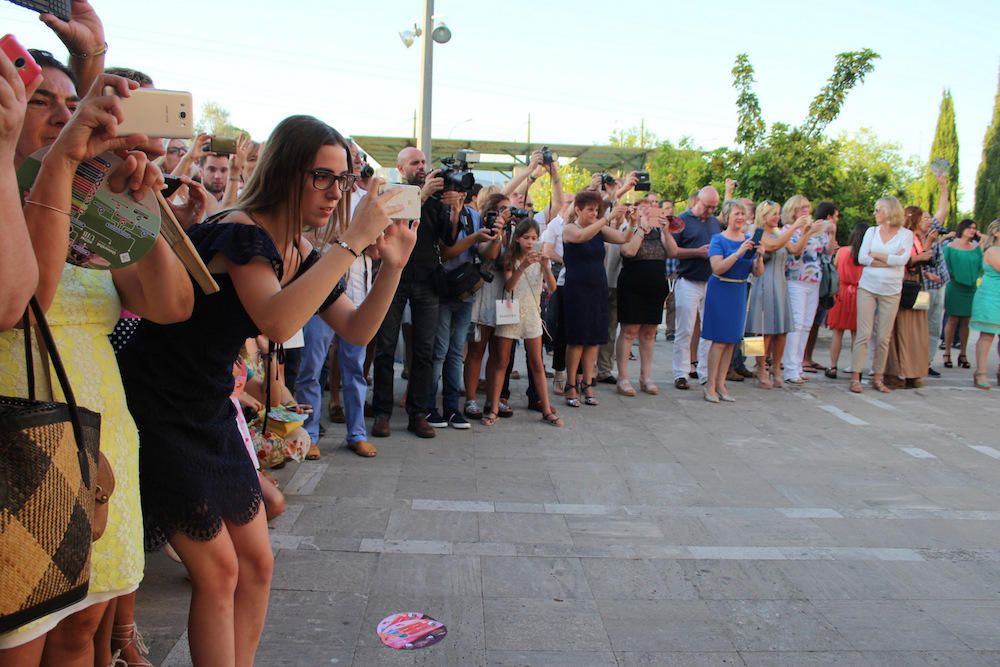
[726,368,745,382]
[407,414,436,438]
[372,415,391,438]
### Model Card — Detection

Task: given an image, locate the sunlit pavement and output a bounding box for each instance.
[139,332,1000,666]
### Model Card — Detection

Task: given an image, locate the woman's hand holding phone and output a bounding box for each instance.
[345,177,406,253]
[0,50,39,161]
[47,74,146,167]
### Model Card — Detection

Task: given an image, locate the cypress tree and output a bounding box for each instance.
[921,90,959,227]
[974,68,1000,227]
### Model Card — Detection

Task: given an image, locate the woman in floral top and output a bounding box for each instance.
[782,195,837,384]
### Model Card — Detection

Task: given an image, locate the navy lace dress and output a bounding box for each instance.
[118,222,343,550]
[562,230,608,345]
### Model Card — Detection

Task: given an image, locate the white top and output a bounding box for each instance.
[541,215,566,286]
[344,254,373,307]
[858,226,914,296]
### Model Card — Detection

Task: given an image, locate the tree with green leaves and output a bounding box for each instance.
[917,90,960,227]
[801,49,880,136]
[195,101,248,138]
[974,71,1000,227]
[732,54,765,151]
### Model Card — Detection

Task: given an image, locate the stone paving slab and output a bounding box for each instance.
[137,335,1000,665]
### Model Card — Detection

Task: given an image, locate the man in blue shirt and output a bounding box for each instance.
[671,186,722,389]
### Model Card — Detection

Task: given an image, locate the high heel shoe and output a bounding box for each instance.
[771,373,784,389]
[639,378,659,395]
[583,380,600,406]
[974,372,991,390]
[943,354,953,369]
[958,355,970,369]
[755,370,773,389]
[564,383,580,408]
[111,623,153,667]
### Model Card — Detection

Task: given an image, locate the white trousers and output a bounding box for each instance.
[672,278,711,380]
[927,287,945,367]
[783,280,819,380]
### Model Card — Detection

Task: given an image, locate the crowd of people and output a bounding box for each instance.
[1,3,1000,666]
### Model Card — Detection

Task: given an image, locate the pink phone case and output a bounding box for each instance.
[1,35,42,88]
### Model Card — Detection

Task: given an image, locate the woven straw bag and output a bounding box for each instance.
[0,298,102,634]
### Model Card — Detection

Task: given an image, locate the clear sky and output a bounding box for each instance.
[2,0,997,210]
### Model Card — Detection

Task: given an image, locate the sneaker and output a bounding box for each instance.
[464,400,483,419]
[446,411,471,429]
[426,409,448,428]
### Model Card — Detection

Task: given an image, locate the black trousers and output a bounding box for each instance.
[372,277,439,417]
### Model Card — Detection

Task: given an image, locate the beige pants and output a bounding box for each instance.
[852,287,901,375]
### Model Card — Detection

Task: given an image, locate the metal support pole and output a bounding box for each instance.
[416,0,434,161]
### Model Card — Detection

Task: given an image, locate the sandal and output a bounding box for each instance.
[111,623,152,667]
[306,443,321,460]
[771,374,784,389]
[583,381,600,406]
[872,380,892,394]
[541,411,564,427]
[973,372,991,390]
[497,400,514,418]
[639,379,659,395]
[481,412,498,426]
[564,383,580,408]
[755,370,773,389]
[617,379,637,397]
[824,368,838,380]
[958,355,971,369]
[849,380,863,394]
[943,354,953,369]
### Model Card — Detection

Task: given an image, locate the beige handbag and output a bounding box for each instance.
[742,336,766,357]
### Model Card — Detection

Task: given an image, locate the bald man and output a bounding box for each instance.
[370,147,459,439]
[671,186,722,389]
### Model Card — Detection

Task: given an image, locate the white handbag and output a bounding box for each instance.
[495,293,520,326]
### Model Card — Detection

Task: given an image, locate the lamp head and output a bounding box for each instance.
[399,24,422,48]
[431,20,452,44]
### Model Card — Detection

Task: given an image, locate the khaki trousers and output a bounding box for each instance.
[851,287,901,375]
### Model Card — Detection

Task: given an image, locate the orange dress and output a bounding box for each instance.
[826,246,864,331]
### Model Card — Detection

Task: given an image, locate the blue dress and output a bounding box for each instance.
[702,234,754,343]
[562,231,608,345]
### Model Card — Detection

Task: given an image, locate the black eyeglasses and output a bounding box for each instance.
[307,169,357,192]
[167,147,188,156]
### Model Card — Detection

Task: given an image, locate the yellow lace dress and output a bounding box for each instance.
[0,264,143,648]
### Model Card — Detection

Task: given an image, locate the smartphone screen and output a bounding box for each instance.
[161,176,183,198]
[751,228,764,245]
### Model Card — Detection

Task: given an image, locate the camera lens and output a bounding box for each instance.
[179,111,187,119]
[14,57,25,68]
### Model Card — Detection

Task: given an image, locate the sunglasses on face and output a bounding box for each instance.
[308,169,357,192]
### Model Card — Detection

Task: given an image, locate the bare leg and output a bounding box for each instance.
[464,330,492,402]
[226,510,274,667]
[41,601,109,667]
[616,324,639,383]
[486,337,513,419]
[0,634,46,667]
[524,337,553,416]
[111,591,151,666]
[958,317,971,361]
[638,325,657,384]
[717,344,735,397]
[706,342,723,397]
[565,344,584,390]
[829,329,844,369]
[974,332,994,378]
[943,316,957,363]
[580,345,598,393]
[169,526,240,666]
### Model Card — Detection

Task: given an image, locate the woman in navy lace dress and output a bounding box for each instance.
[118,115,416,665]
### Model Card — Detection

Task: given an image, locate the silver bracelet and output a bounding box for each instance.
[335,240,359,258]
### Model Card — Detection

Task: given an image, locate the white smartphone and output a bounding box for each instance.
[106,87,194,139]
[378,183,421,220]
[532,241,544,253]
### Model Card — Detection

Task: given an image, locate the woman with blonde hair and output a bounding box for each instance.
[781,195,836,384]
[850,196,914,393]
[884,206,934,387]
[745,200,806,387]
[970,219,1000,388]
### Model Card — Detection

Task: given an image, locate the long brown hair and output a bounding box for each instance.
[239,115,351,255]
[503,218,540,272]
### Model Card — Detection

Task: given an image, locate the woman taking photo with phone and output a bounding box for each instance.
[942,219,983,369]
[561,190,634,407]
[614,201,678,396]
[744,200,804,388]
[702,200,764,402]
[117,115,415,666]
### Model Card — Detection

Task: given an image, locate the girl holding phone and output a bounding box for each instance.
[117,115,415,665]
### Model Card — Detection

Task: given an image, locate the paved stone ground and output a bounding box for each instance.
[137,332,1000,666]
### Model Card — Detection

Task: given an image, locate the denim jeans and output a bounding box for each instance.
[336,334,369,443]
[294,315,335,443]
[433,300,473,414]
[373,277,440,416]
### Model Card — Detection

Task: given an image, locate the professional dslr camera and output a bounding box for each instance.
[439,149,479,193]
[598,173,616,190]
[359,153,375,179]
[540,146,555,165]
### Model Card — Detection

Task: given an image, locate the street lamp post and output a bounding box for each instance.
[417,0,434,161]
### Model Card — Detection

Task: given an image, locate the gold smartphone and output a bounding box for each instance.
[109,87,194,139]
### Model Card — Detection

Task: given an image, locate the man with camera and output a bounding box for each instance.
[429,188,501,430]
[371,147,457,439]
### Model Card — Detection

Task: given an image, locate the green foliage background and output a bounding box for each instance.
[974,76,1000,227]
